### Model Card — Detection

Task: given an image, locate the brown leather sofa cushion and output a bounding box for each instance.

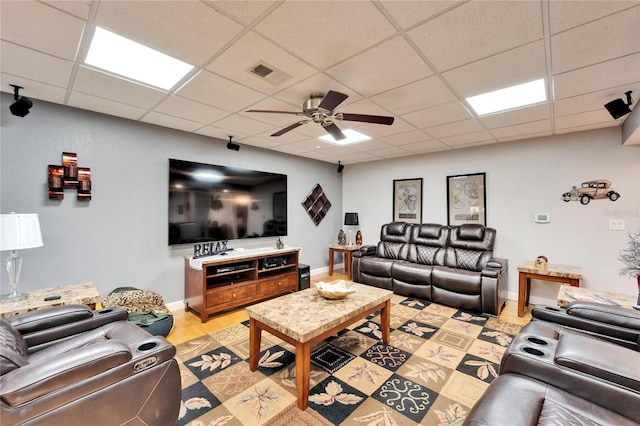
[0,319,28,374]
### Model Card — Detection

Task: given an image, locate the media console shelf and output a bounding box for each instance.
[184,247,300,323]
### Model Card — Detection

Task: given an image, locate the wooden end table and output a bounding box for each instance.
[0,281,101,318]
[328,244,361,280]
[517,261,582,317]
[246,282,392,410]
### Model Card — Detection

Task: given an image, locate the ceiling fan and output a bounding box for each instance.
[246,90,394,141]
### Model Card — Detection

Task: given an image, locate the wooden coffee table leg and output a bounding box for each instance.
[518,272,526,317]
[381,299,391,344]
[328,247,334,276]
[249,318,262,372]
[295,341,311,410]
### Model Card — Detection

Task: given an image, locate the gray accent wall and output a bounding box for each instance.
[0,94,343,303]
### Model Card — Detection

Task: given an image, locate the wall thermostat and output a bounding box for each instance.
[534,213,551,223]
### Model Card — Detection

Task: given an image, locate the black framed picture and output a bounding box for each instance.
[393,178,423,224]
[446,172,486,226]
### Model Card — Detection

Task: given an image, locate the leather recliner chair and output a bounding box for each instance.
[0,304,181,426]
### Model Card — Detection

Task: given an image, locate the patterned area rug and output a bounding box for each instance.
[175,294,522,425]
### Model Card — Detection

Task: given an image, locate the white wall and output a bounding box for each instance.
[0,94,344,303]
[344,127,640,303]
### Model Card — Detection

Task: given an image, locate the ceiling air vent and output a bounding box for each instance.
[248,61,292,86]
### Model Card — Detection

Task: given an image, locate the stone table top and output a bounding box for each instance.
[328,244,362,251]
[557,285,637,309]
[246,281,392,343]
[0,281,100,318]
[517,261,582,279]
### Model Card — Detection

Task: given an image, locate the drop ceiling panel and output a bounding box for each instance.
[95,1,244,65]
[402,101,472,129]
[425,119,485,139]
[177,70,265,112]
[555,109,614,130]
[442,41,547,97]
[326,36,433,96]
[0,1,84,61]
[206,31,317,95]
[440,130,494,146]
[498,131,552,143]
[551,8,640,74]
[380,130,433,146]
[155,96,229,124]
[553,54,640,100]
[479,104,551,129]
[1,74,67,104]
[254,1,396,68]
[207,0,277,25]
[371,76,457,115]
[1,42,73,88]
[68,91,145,120]
[548,1,636,34]
[554,83,640,118]
[211,114,275,136]
[380,1,466,30]
[41,1,92,20]
[141,111,203,132]
[490,119,552,139]
[195,126,248,141]
[73,67,166,108]
[402,139,452,154]
[408,1,543,71]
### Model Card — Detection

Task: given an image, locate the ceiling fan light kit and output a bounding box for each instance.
[247,90,394,142]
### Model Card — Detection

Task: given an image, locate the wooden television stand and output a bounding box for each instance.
[184,246,300,323]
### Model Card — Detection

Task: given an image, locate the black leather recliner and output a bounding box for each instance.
[0,304,181,426]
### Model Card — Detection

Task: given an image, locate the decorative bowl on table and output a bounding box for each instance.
[315,280,357,299]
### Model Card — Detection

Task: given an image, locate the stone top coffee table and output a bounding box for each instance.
[246,281,393,410]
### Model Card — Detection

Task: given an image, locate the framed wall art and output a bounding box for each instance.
[447,172,486,226]
[393,178,422,224]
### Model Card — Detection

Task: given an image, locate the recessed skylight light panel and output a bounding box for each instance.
[85,27,194,91]
[466,79,547,116]
[318,129,372,145]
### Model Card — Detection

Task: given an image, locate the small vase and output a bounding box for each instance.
[356,230,362,245]
[338,229,346,245]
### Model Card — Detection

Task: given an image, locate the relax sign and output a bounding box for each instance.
[193,240,228,259]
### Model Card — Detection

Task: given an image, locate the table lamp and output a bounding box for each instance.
[0,213,44,301]
[344,212,359,245]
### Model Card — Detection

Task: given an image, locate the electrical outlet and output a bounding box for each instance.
[608,219,625,230]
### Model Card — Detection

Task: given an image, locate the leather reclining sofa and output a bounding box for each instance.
[352,222,508,315]
[464,301,640,425]
[0,304,181,425]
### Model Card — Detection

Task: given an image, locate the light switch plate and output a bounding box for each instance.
[534,213,551,223]
[609,218,625,230]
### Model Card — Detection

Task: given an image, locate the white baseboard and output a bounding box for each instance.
[505,291,556,308]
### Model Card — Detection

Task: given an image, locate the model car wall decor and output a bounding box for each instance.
[562,179,620,205]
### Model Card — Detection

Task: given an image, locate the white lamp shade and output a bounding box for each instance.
[0,213,44,251]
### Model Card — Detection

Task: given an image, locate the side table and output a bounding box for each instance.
[328,244,361,281]
[557,285,637,309]
[0,281,100,318]
[517,261,582,317]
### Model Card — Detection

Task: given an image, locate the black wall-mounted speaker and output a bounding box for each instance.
[604,98,632,119]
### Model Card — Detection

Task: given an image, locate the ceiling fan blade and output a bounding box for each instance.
[318,90,348,111]
[322,122,346,140]
[246,109,303,115]
[340,113,395,125]
[271,121,307,136]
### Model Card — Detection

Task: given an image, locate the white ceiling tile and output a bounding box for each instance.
[371,76,457,115]
[73,66,166,108]
[195,126,248,141]
[442,41,547,98]
[254,1,396,68]
[155,96,229,124]
[206,31,317,95]
[1,41,73,87]
[340,151,381,162]
[401,139,452,154]
[549,1,637,34]
[554,83,640,117]
[177,70,266,112]
[553,54,640,99]
[41,1,91,20]
[366,146,413,158]
[555,109,614,130]
[210,114,275,136]
[402,101,472,128]
[326,36,433,96]
[380,1,467,30]
[498,131,552,143]
[551,8,640,74]
[95,1,243,65]
[479,104,551,128]
[206,1,277,25]
[141,111,204,132]
[380,130,433,146]
[408,1,542,71]
[490,120,552,139]
[68,91,146,120]
[556,121,619,135]
[1,73,67,104]
[450,139,497,150]
[425,119,485,139]
[1,1,84,61]
[273,75,362,108]
[440,130,495,146]
[242,98,304,127]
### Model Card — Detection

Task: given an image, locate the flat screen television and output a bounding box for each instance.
[168,159,287,245]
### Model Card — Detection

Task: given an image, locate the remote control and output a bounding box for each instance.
[44,295,61,301]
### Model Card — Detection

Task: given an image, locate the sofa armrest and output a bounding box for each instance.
[567,302,640,330]
[481,257,507,277]
[555,333,640,392]
[11,305,129,351]
[0,340,131,406]
[353,245,376,258]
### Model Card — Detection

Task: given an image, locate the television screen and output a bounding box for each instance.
[169,159,287,245]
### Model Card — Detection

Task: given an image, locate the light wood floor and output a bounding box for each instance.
[166,269,532,345]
